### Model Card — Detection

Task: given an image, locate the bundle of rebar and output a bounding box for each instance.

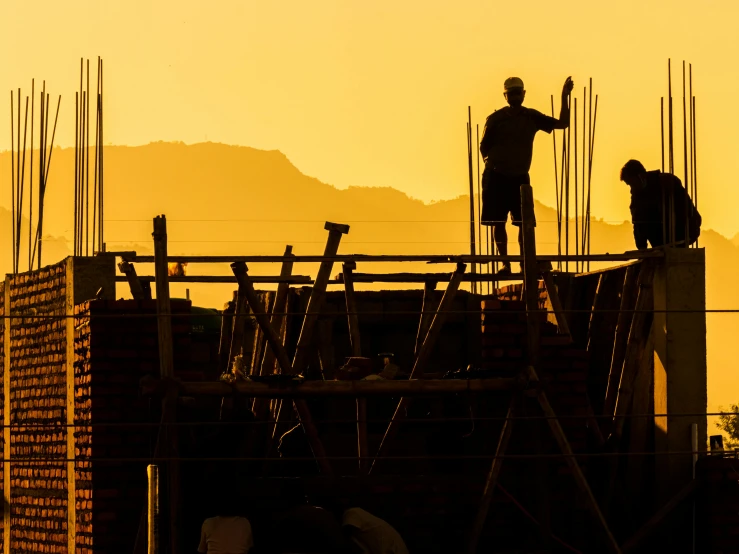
[9,80,61,273]
[660,59,698,248]
[551,79,598,273]
[75,57,105,257]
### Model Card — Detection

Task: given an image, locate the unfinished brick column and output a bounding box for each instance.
[0,256,114,554]
[653,248,707,506]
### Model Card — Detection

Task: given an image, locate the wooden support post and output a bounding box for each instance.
[152,215,180,554]
[520,184,541,366]
[343,261,368,473]
[118,260,149,300]
[527,365,622,554]
[228,284,251,371]
[218,294,236,374]
[611,262,656,441]
[467,396,518,554]
[415,281,438,357]
[292,222,350,373]
[260,245,294,376]
[369,263,466,474]
[603,263,640,419]
[232,261,333,475]
[539,261,572,340]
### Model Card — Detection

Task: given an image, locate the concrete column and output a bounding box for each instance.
[653,247,707,504]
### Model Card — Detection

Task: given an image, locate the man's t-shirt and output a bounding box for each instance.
[198,516,254,554]
[480,106,558,176]
[343,507,409,554]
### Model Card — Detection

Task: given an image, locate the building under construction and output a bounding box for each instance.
[0,193,732,554]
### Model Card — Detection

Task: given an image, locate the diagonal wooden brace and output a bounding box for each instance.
[231,261,333,475]
[292,222,350,373]
[369,263,466,474]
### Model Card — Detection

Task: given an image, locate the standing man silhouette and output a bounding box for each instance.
[480,76,574,275]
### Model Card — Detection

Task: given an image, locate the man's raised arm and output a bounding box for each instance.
[553,76,574,130]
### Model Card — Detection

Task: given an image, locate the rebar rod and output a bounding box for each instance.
[29,80,34,271]
[10,92,16,274]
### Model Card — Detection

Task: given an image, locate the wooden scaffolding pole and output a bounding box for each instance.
[152,215,180,554]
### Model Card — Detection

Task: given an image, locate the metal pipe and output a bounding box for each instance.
[551,95,560,268]
[682,61,689,248]
[467,108,477,293]
[574,98,579,272]
[10,92,16,274]
[587,95,598,270]
[147,464,160,554]
[29,80,34,271]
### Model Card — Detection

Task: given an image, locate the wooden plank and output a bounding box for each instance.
[620,480,697,553]
[467,396,518,554]
[611,262,656,441]
[527,365,622,554]
[114,274,312,284]
[152,215,180,554]
[540,263,572,339]
[231,261,333,475]
[585,267,626,416]
[369,263,466,474]
[415,281,438,358]
[128,251,665,264]
[117,260,149,299]
[603,263,640,419]
[292,222,350,373]
[143,378,516,397]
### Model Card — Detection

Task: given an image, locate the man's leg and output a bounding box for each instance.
[494,221,510,273]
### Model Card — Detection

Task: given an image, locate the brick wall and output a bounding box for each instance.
[74,299,192,553]
[3,262,69,553]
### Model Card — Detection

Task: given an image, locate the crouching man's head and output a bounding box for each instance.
[620,159,648,190]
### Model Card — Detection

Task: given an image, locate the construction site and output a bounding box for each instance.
[0,57,736,554]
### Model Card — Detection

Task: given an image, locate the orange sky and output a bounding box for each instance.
[1,0,738,235]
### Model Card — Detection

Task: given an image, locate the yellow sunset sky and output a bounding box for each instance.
[1,0,737,236]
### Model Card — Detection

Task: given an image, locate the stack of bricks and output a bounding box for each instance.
[481,296,589,453]
[0,280,5,547]
[5,262,69,553]
[696,455,739,553]
[74,298,192,553]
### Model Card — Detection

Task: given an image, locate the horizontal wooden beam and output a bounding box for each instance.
[341,272,522,283]
[141,378,516,398]
[114,275,312,284]
[124,251,664,265]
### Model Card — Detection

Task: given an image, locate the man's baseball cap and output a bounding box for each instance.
[504,77,524,91]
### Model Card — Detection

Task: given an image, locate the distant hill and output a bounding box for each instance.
[0,141,734,430]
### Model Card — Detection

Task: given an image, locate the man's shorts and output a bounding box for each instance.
[481,170,534,227]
